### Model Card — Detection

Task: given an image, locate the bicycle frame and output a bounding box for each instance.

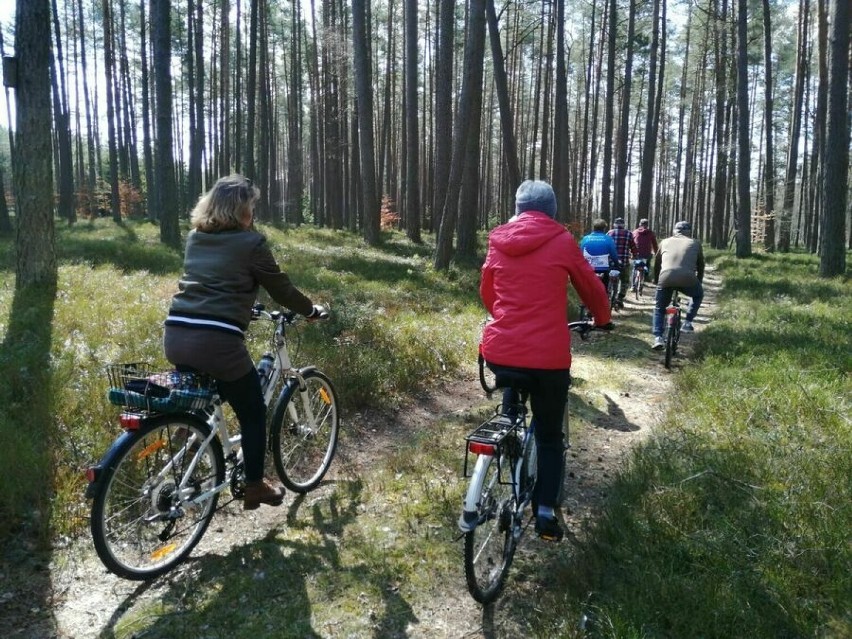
[88,309,304,500]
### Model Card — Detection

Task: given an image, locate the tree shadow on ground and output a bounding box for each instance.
[87,477,417,638]
[0,281,58,637]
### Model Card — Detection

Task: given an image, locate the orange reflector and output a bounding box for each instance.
[468,441,497,456]
[150,544,177,561]
[120,413,142,430]
[137,439,166,461]
[319,388,331,404]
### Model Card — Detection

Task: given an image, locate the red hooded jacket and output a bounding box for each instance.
[480,211,611,370]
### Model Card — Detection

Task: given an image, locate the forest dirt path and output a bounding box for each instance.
[2,268,720,639]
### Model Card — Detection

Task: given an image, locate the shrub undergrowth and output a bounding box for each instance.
[543,251,851,638]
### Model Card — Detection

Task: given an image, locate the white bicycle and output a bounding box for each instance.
[458,321,603,603]
[86,304,339,580]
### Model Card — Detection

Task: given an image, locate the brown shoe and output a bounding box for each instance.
[243,479,285,510]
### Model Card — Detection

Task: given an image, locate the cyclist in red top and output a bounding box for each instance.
[480,180,613,541]
[631,218,658,294]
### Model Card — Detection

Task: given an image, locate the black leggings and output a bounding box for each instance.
[488,364,571,509]
[216,369,267,482]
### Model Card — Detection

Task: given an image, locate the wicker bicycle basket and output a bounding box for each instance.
[106,362,216,412]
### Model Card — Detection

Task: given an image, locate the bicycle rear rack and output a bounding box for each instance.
[462,411,522,480]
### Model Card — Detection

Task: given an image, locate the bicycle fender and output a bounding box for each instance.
[84,430,137,499]
[458,454,494,533]
[273,366,319,405]
[269,366,314,422]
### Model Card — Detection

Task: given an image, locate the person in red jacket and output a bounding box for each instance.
[631,218,658,293]
[479,180,613,541]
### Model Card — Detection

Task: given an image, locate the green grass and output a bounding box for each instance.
[536,251,851,638]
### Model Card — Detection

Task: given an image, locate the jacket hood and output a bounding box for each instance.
[635,226,651,235]
[489,212,565,257]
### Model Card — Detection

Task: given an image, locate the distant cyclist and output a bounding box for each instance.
[650,220,705,350]
[631,218,658,292]
[580,219,619,294]
[606,218,636,308]
[480,181,613,542]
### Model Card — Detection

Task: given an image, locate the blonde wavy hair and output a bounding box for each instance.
[190,174,259,232]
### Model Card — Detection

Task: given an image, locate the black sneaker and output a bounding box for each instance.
[535,515,564,542]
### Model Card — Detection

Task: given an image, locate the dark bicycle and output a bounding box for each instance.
[664,291,682,369]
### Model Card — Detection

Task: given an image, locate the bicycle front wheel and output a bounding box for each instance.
[464,454,517,604]
[271,368,339,493]
[90,415,225,580]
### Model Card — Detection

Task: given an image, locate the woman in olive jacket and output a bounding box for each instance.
[164,174,325,509]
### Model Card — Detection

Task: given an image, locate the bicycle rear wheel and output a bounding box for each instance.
[463,454,517,604]
[664,315,677,369]
[90,415,224,580]
[609,279,619,309]
[271,368,339,492]
[633,269,644,299]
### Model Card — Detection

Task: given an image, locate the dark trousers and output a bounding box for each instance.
[652,282,704,336]
[490,365,571,509]
[217,369,267,482]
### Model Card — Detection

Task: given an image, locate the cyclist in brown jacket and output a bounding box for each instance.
[650,221,704,349]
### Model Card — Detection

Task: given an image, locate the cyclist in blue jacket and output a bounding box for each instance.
[580,219,619,292]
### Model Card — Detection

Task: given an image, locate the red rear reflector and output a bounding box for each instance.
[468,441,497,456]
[666,307,678,315]
[120,413,142,430]
[85,467,97,483]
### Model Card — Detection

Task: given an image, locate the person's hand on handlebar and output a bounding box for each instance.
[306,304,329,321]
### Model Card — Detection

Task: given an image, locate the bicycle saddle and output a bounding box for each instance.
[494,370,535,392]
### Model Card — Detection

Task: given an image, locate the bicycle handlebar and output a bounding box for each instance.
[250,303,330,323]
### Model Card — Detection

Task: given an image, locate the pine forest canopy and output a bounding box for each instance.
[2,0,849,272]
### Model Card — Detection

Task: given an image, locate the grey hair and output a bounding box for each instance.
[190,174,259,232]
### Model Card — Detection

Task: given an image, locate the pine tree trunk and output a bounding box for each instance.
[432,0,454,233]
[151,0,180,247]
[778,0,809,252]
[403,0,421,242]
[101,0,121,222]
[13,0,57,286]
[613,0,636,221]
[818,0,849,276]
[50,0,75,224]
[352,0,380,244]
[485,0,520,191]
[735,0,752,257]
[636,0,661,223]
[435,0,485,270]
[761,0,776,251]
[601,0,616,221]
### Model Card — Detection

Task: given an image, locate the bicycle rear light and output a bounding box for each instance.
[468,441,497,456]
[85,466,100,483]
[119,412,142,430]
[666,307,678,315]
